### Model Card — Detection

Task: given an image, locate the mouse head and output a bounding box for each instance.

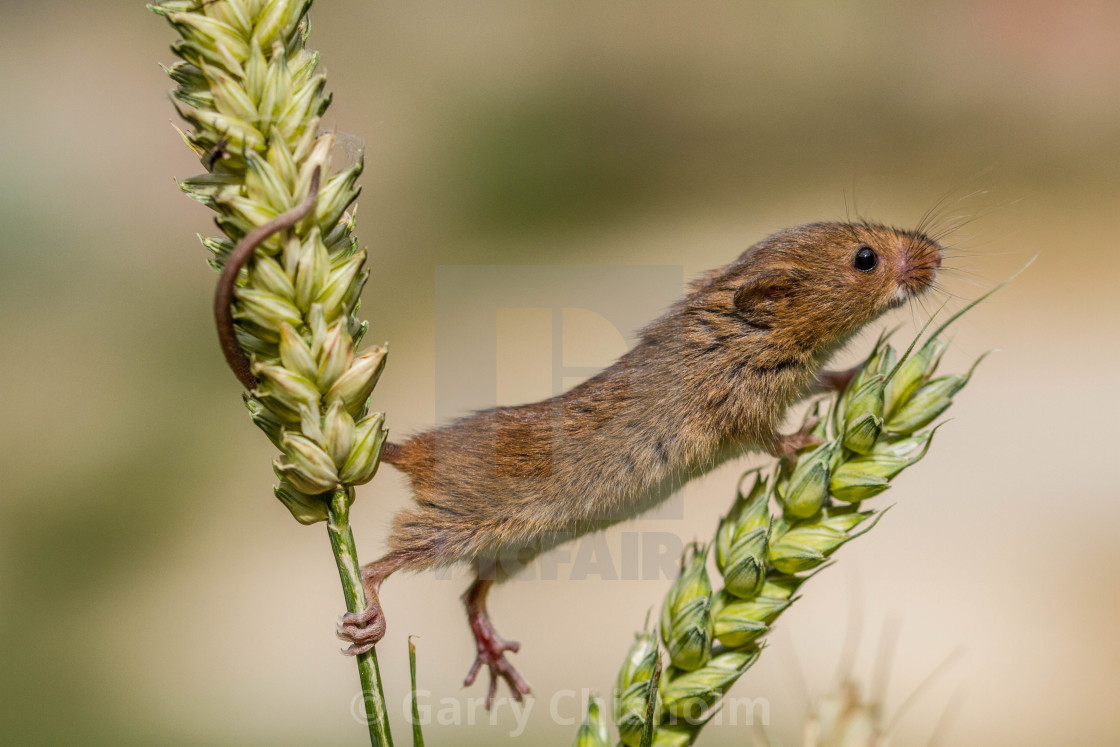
[713,222,942,351]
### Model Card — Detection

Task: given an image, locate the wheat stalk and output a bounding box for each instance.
[150,1,391,742]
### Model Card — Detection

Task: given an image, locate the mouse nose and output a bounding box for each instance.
[901,239,942,295]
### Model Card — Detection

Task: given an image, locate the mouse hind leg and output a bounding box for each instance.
[336,550,412,655]
[462,561,532,708]
[338,506,474,653]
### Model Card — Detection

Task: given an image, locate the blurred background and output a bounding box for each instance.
[1,0,1118,744]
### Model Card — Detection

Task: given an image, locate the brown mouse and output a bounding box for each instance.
[337,221,942,705]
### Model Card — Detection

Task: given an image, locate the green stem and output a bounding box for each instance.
[328,489,394,747]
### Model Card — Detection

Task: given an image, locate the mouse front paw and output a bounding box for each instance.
[768,418,824,461]
[815,364,862,393]
[336,605,386,656]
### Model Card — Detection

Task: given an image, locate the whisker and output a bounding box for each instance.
[926,282,969,303]
[915,291,938,321]
[936,267,993,284]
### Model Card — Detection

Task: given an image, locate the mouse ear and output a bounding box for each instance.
[733,271,794,329]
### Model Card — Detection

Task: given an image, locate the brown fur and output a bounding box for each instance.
[378,222,942,574]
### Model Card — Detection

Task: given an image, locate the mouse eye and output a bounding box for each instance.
[853,246,878,273]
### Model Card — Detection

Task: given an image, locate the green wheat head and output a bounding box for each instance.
[152,0,387,522]
[578,291,1003,747]
[152,2,396,742]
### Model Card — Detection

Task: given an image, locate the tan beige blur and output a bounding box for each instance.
[0,1,1117,744]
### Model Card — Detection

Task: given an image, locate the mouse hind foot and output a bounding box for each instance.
[462,576,532,708]
[337,606,384,656]
[337,550,412,655]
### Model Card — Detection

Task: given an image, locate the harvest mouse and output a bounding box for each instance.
[337,221,942,704]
